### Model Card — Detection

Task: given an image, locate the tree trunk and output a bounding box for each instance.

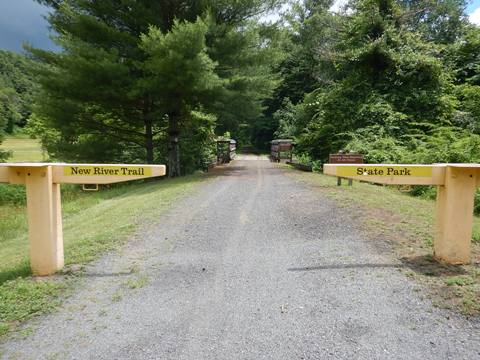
[145,119,154,164]
[168,113,181,177]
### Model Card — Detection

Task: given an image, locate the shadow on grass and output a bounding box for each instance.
[0,261,31,285]
[400,255,467,277]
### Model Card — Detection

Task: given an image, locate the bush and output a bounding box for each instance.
[343,126,409,163]
[0,184,26,206]
[294,153,322,172]
[0,184,87,207]
[409,185,437,200]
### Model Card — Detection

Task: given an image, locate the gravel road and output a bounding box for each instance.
[1,157,480,359]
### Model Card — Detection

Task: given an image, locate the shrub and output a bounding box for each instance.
[0,184,26,206]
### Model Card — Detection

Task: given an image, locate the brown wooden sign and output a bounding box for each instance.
[329,153,364,164]
[279,143,293,152]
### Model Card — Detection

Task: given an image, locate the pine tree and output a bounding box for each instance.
[31,0,280,173]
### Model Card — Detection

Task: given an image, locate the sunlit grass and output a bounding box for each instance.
[0,135,47,162]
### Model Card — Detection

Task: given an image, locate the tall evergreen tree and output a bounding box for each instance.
[31,0,279,174]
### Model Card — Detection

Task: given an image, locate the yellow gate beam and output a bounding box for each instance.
[0,163,166,276]
[323,163,480,265]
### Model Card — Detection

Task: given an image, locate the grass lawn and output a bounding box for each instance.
[0,134,46,162]
[0,173,212,336]
[287,168,480,317]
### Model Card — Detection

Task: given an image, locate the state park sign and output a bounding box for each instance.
[337,165,432,177]
[323,163,480,265]
[323,164,445,185]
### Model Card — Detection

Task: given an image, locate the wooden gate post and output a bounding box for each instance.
[434,166,476,264]
[1,162,166,275]
[322,163,480,264]
[25,166,64,275]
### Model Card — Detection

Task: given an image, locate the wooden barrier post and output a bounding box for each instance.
[434,166,477,264]
[25,166,64,275]
[322,163,480,265]
[0,163,166,276]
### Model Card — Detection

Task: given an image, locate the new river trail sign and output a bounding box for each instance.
[323,163,480,265]
[0,163,166,276]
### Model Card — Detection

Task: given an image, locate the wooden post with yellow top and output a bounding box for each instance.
[0,163,166,276]
[323,163,480,265]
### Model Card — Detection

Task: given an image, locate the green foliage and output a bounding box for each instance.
[0,278,65,334]
[398,0,468,44]
[179,111,217,174]
[343,125,480,165]
[29,0,281,173]
[453,84,480,132]
[410,127,480,163]
[139,18,221,103]
[0,50,37,133]
[0,184,26,206]
[0,183,83,207]
[294,152,322,172]
[343,126,409,163]
[273,98,297,138]
[270,0,475,166]
[445,25,480,84]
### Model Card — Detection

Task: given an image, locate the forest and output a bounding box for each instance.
[1,0,480,177]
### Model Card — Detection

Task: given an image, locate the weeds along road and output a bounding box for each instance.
[1,157,480,359]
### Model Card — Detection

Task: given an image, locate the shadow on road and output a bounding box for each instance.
[288,263,404,271]
[82,271,133,278]
[288,256,468,277]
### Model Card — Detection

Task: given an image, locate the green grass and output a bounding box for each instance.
[0,173,211,335]
[287,168,480,315]
[0,134,46,162]
[123,275,150,289]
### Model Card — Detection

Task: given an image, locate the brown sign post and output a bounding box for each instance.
[271,139,294,163]
[329,153,364,186]
[0,163,166,276]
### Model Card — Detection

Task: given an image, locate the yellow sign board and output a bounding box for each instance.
[63,166,152,177]
[337,166,433,178]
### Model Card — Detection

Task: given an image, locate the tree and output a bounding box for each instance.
[293,0,454,160]
[139,18,222,177]
[259,0,339,149]
[31,0,280,174]
[0,85,21,134]
[0,51,37,133]
[398,0,468,44]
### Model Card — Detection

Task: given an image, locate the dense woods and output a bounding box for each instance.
[269,0,480,167]
[1,0,480,175]
[0,50,37,160]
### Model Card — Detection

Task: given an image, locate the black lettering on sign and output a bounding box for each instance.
[70,167,91,175]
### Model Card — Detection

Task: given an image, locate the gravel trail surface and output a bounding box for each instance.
[1,158,480,359]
